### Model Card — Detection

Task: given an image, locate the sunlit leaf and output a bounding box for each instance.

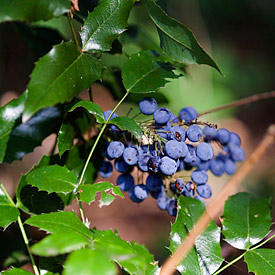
[1,268,34,275]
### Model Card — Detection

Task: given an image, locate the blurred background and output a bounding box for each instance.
[0,0,275,274]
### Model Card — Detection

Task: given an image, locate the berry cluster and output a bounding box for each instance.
[99,97,245,216]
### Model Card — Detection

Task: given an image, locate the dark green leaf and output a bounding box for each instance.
[0,0,70,23]
[4,104,64,163]
[23,41,104,121]
[1,268,34,275]
[142,0,221,73]
[26,165,78,194]
[80,0,134,52]
[169,197,223,275]
[109,117,142,139]
[25,211,93,239]
[222,192,272,250]
[0,186,20,229]
[68,100,105,124]
[0,92,26,162]
[101,53,128,70]
[31,232,91,257]
[63,248,117,275]
[79,182,123,207]
[122,50,179,93]
[245,249,275,274]
[58,122,75,157]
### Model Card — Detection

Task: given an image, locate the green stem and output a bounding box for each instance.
[0,183,40,275]
[250,234,275,251]
[67,13,81,51]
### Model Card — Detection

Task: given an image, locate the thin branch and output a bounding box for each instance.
[67,12,81,51]
[160,124,275,275]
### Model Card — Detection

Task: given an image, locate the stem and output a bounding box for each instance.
[160,124,275,275]
[198,91,275,117]
[250,234,275,251]
[67,13,81,51]
[0,183,40,275]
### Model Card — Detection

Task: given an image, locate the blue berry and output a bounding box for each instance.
[157,193,170,210]
[169,113,180,124]
[148,156,161,173]
[197,159,211,171]
[228,132,241,146]
[196,183,212,199]
[114,158,129,173]
[191,169,208,184]
[210,158,225,176]
[139,97,158,115]
[153,107,171,124]
[217,128,230,144]
[230,146,245,162]
[203,126,217,141]
[166,199,177,216]
[159,156,178,175]
[169,126,186,141]
[151,186,164,199]
[107,141,125,159]
[196,142,213,161]
[117,174,134,191]
[179,107,198,122]
[184,145,199,166]
[138,153,152,172]
[224,159,237,175]
[177,159,185,171]
[104,110,119,133]
[99,161,113,178]
[155,122,171,139]
[165,140,188,159]
[123,147,138,165]
[146,173,163,191]
[130,184,149,202]
[187,125,203,142]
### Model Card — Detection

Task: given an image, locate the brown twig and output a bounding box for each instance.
[198,91,275,117]
[160,124,275,275]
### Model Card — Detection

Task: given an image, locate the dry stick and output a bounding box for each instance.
[198,91,275,117]
[160,124,275,275]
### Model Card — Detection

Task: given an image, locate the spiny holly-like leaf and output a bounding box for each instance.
[80,0,134,52]
[23,41,104,121]
[222,192,272,250]
[63,248,117,275]
[68,100,105,124]
[58,122,75,157]
[169,197,223,275]
[4,104,64,163]
[0,92,26,162]
[142,0,221,73]
[79,182,123,207]
[25,211,93,239]
[122,50,179,93]
[1,268,34,275]
[0,185,20,230]
[245,248,275,275]
[109,117,142,139]
[0,0,70,23]
[31,232,91,257]
[26,165,78,194]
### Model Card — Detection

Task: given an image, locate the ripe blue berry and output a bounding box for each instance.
[203,126,217,141]
[153,107,171,124]
[187,125,203,142]
[104,110,119,133]
[196,142,213,161]
[191,169,208,184]
[224,159,237,175]
[169,126,186,141]
[159,156,178,175]
[230,146,245,162]
[114,158,129,173]
[196,183,212,199]
[217,128,230,144]
[184,145,199,166]
[210,158,225,176]
[166,199,177,216]
[107,141,125,159]
[165,140,188,159]
[179,107,198,122]
[146,173,163,191]
[148,156,160,173]
[138,153,152,172]
[99,161,113,178]
[228,132,241,146]
[157,193,170,210]
[123,147,138,165]
[139,97,158,115]
[117,174,134,191]
[130,184,149,202]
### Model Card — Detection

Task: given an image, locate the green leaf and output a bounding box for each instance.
[68,100,105,124]
[63,248,117,275]
[108,117,142,139]
[79,182,123,207]
[80,0,134,52]
[23,41,104,121]
[1,268,34,275]
[58,122,75,157]
[0,92,26,162]
[0,0,70,23]
[245,249,275,275]
[31,232,91,257]
[169,197,223,275]
[0,185,20,229]
[26,165,78,194]
[222,192,272,250]
[25,211,93,239]
[3,104,64,163]
[142,0,221,73]
[122,50,179,93]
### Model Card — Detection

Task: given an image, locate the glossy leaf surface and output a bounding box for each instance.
[222,192,271,250]
[63,248,117,275]
[0,0,70,23]
[80,0,134,52]
[122,50,179,93]
[244,248,275,274]
[1,268,34,275]
[27,165,78,194]
[169,197,223,275]
[23,41,104,121]
[142,0,221,73]
[25,211,93,239]
[58,122,75,157]
[79,182,123,207]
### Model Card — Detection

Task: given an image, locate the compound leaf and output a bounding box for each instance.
[222,192,272,250]
[23,41,104,121]
[169,197,223,275]
[1,268,34,275]
[142,0,221,73]
[81,0,134,52]
[0,0,70,23]
[79,182,123,207]
[26,165,78,194]
[58,122,75,157]
[122,50,179,93]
